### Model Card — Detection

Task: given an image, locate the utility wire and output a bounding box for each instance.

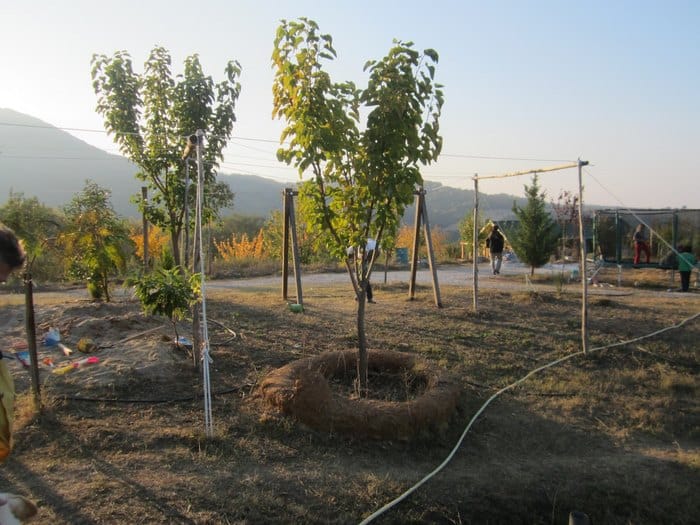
[0,120,575,164]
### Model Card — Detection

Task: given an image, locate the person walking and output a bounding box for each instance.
[677,245,697,292]
[486,224,505,275]
[633,224,651,265]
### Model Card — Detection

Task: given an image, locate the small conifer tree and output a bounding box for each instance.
[510,175,559,275]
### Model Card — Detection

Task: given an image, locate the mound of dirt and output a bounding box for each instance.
[3,299,198,399]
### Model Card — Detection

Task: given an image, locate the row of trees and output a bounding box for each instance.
[3,18,568,398]
[0,174,567,290]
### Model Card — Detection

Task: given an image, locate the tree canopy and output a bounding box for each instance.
[91,47,241,265]
[59,181,131,301]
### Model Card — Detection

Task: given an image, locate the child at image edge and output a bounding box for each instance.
[677,245,697,292]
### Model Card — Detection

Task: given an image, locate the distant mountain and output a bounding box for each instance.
[0,108,523,229]
[0,108,141,216]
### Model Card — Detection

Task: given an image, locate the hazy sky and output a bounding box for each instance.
[1,0,698,209]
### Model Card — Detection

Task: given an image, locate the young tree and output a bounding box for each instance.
[0,192,63,281]
[510,175,559,276]
[457,210,485,260]
[91,47,241,265]
[551,190,579,259]
[272,18,443,395]
[59,181,132,301]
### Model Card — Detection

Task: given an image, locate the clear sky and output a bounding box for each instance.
[1,0,698,209]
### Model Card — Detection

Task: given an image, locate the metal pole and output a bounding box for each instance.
[472,175,479,312]
[577,159,589,354]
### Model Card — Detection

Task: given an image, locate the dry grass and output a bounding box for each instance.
[1,276,698,524]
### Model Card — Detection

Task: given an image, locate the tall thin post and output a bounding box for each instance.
[194,129,214,437]
[282,189,290,300]
[184,160,191,270]
[577,159,589,354]
[141,186,149,272]
[419,191,442,307]
[287,192,303,306]
[472,175,479,312]
[408,189,422,300]
[23,272,41,408]
[671,210,679,285]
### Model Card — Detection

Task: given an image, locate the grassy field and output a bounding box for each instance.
[1,272,698,524]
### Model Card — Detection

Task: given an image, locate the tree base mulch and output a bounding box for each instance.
[260,349,462,440]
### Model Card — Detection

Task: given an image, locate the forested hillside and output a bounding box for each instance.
[1,108,525,229]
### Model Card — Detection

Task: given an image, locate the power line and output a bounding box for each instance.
[0,120,576,164]
[441,153,574,163]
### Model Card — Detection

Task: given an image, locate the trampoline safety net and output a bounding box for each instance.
[594,208,700,268]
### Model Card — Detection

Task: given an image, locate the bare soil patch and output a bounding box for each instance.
[0,277,698,524]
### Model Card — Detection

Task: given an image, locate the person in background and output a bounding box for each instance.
[485,224,505,275]
[0,225,26,462]
[677,245,697,293]
[633,223,651,265]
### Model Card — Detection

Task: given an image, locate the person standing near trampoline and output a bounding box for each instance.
[677,245,697,292]
[633,224,651,265]
[486,224,505,275]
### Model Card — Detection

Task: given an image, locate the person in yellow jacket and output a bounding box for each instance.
[0,225,27,461]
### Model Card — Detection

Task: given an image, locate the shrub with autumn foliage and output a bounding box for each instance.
[215,230,265,261]
[130,224,170,266]
[394,224,450,260]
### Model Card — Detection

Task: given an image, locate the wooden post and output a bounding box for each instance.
[287,191,303,306]
[23,271,41,408]
[141,186,149,272]
[408,190,422,300]
[577,159,589,354]
[282,189,290,300]
[473,175,479,312]
[419,190,442,307]
[184,161,191,270]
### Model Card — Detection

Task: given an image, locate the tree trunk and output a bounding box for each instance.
[103,272,111,302]
[171,229,181,267]
[356,281,369,397]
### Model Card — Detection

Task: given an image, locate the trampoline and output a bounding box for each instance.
[593,208,700,269]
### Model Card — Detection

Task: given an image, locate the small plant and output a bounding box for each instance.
[133,266,198,343]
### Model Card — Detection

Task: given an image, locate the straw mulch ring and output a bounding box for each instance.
[260,349,462,440]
